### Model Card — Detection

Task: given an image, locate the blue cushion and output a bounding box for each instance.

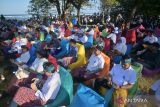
[26,46,37,66]
[125,44,133,55]
[69,84,114,107]
[84,35,93,48]
[54,40,69,58]
[113,55,122,64]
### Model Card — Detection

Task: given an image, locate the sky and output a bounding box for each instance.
[0,0,100,15]
[0,0,30,15]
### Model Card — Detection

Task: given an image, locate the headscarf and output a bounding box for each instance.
[114,37,127,55]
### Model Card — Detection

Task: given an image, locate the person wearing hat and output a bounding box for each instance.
[12,62,61,106]
[107,56,136,107]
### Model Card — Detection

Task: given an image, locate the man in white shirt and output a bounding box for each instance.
[13,62,61,106]
[107,56,136,107]
[86,48,105,73]
[34,62,61,102]
[72,47,105,81]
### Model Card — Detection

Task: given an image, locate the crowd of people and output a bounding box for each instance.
[0,14,160,107]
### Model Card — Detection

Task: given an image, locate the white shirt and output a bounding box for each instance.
[12,38,28,53]
[114,43,127,55]
[143,35,158,44]
[30,58,48,74]
[86,53,105,72]
[35,72,61,102]
[88,29,94,35]
[79,35,88,43]
[16,51,30,63]
[20,38,28,46]
[107,33,117,44]
[110,64,136,86]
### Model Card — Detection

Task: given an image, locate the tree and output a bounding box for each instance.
[100,0,119,14]
[48,0,72,19]
[28,0,52,17]
[117,0,160,20]
[71,0,90,24]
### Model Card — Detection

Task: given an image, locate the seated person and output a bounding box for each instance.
[143,30,158,44]
[113,37,127,56]
[108,56,136,107]
[94,56,136,107]
[72,47,105,81]
[23,50,48,74]
[58,45,78,67]
[53,39,69,59]
[137,43,160,69]
[78,30,88,44]
[10,45,30,66]
[12,62,61,106]
[132,30,158,55]
[1,32,27,59]
[111,37,127,64]
[68,39,87,70]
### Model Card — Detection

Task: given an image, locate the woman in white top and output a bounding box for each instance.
[113,37,127,64]
[114,37,127,55]
[13,62,61,106]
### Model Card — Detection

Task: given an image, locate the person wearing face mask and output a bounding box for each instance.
[107,56,136,107]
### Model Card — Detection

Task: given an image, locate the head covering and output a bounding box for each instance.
[43,62,55,73]
[121,37,126,45]
[114,37,127,55]
[48,54,59,72]
[122,58,131,64]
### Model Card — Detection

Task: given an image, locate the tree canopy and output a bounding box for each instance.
[28,0,52,17]
[100,0,160,20]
